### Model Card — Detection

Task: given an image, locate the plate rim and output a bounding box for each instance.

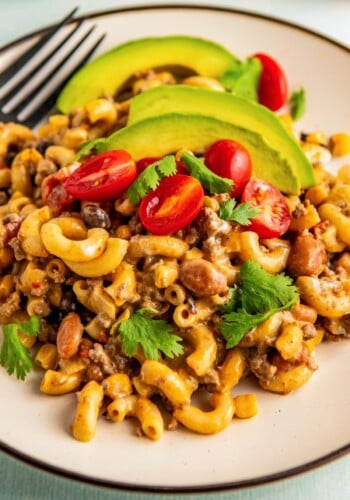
[1,3,349,55]
[0,3,349,493]
[1,437,350,494]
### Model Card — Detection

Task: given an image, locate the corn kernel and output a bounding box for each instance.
[203,195,220,212]
[115,224,132,239]
[234,394,258,419]
[331,133,350,157]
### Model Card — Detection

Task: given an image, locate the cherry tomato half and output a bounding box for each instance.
[139,174,204,235]
[41,163,80,214]
[136,157,160,174]
[253,53,288,111]
[241,178,291,238]
[204,139,252,197]
[64,150,136,202]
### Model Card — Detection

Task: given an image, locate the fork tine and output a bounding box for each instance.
[11,25,99,117]
[24,33,106,128]
[1,19,85,106]
[0,7,78,87]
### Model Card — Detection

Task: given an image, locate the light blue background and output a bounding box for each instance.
[0,1,349,499]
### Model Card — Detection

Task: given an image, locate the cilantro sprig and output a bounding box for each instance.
[126,156,177,205]
[0,316,41,380]
[219,199,260,225]
[73,138,106,161]
[220,57,262,101]
[219,260,299,348]
[289,87,306,120]
[181,151,233,194]
[118,308,184,360]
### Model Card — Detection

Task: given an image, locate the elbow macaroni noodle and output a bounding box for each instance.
[0,77,349,443]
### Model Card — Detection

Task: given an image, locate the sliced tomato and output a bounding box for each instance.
[64,150,136,202]
[41,163,80,214]
[204,139,252,197]
[253,53,288,111]
[241,178,291,238]
[139,174,204,235]
[136,157,160,174]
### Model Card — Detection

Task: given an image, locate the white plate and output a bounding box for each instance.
[0,5,349,493]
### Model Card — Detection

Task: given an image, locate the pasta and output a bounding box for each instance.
[0,41,349,445]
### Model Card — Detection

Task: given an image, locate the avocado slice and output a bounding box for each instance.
[98,113,300,194]
[56,36,239,114]
[128,85,314,189]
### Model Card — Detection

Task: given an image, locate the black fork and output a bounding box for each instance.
[0,8,105,127]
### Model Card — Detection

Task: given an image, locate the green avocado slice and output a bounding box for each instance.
[128,85,314,189]
[56,36,239,114]
[98,113,300,194]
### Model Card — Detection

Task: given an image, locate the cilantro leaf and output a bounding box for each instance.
[289,87,306,120]
[73,138,107,161]
[181,151,233,194]
[219,199,260,225]
[118,308,183,359]
[240,260,299,313]
[220,309,272,348]
[126,156,177,205]
[219,260,299,348]
[0,316,41,380]
[219,287,241,313]
[220,57,262,101]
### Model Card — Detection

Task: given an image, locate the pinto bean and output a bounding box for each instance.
[57,312,84,359]
[179,258,227,297]
[287,233,327,277]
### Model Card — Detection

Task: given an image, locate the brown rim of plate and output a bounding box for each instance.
[0,3,349,494]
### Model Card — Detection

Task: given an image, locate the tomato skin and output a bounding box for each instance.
[139,174,204,235]
[41,163,80,214]
[64,150,136,202]
[204,139,252,197]
[241,178,291,238]
[253,53,288,111]
[136,157,160,174]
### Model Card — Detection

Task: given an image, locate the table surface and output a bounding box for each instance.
[0,1,350,499]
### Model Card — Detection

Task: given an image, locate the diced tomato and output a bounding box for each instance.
[253,53,288,111]
[241,178,291,238]
[64,150,137,202]
[139,174,204,235]
[204,139,252,197]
